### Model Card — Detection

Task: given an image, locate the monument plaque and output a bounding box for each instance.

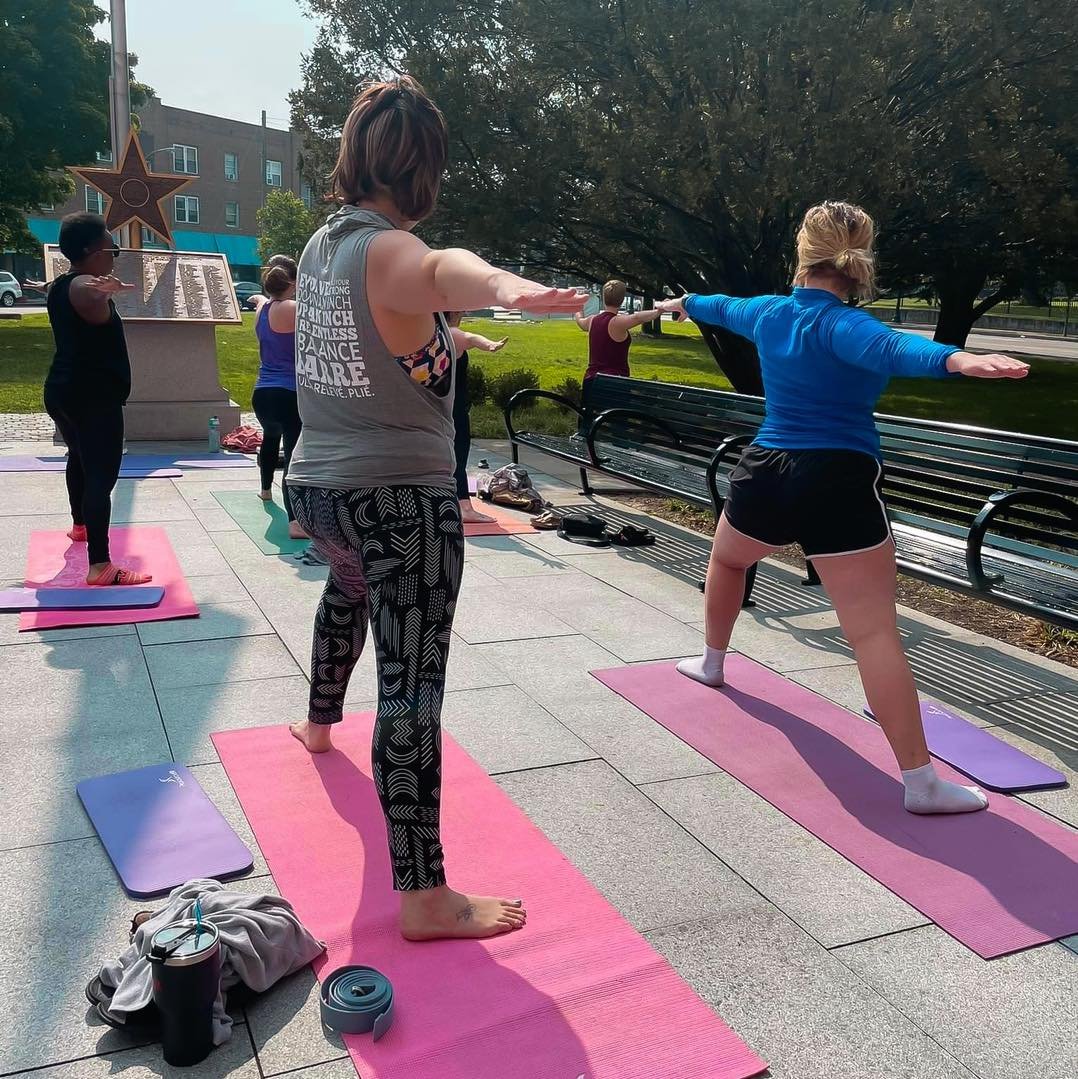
[44,248,241,324]
[44,246,243,439]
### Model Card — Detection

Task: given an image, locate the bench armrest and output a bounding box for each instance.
[585,408,682,466]
[705,435,752,517]
[504,389,586,443]
[966,488,1078,590]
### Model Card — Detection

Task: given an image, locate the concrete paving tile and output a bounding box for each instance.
[245,967,346,1077]
[137,598,275,646]
[451,578,579,644]
[690,609,857,673]
[160,675,312,766]
[496,758,765,933]
[1062,935,1078,955]
[105,478,198,523]
[515,529,614,557]
[0,472,79,517]
[647,912,978,1079]
[156,520,233,577]
[275,1059,358,1078]
[0,512,85,565]
[27,1037,261,1077]
[837,924,1078,1079]
[469,547,574,578]
[0,607,136,648]
[144,635,303,690]
[645,772,929,948]
[0,839,165,1073]
[546,694,720,785]
[500,572,704,661]
[185,571,253,604]
[0,723,171,850]
[439,684,597,774]
[188,762,266,877]
[194,504,246,532]
[474,634,624,714]
[565,550,708,621]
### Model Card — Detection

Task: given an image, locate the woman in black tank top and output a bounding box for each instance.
[43,213,151,586]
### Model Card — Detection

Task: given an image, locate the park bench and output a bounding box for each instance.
[505,375,1078,629]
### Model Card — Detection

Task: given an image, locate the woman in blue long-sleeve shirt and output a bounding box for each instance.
[657,201,1028,816]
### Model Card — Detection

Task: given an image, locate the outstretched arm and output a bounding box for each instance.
[828,308,1028,379]
[369,230,584,315]
[450,327,508,353]
[656,293,774,341]
[69,274,135,325]
[609,309,661,335]
[574,311,592,332]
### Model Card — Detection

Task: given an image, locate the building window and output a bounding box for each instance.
[301,182,313,209]
[39,202,55,212]
[174,195,200,224]
[85,186,105,214]
[224,152,238,182]
[266,159,282,187]
[225,202,239,228]
[96,150,113,164]
[173,144,199,175]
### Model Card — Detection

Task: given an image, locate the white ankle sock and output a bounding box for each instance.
[677,646,727,687]
[901,762,988,815]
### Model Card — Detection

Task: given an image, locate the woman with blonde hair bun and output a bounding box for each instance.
[657,200,1029,817]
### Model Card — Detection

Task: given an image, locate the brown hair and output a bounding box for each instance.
[793,201,876,301]
[602,280,627,308]
[262,255,297,299]
[331,75,448,222]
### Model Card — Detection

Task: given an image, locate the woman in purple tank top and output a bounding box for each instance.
[250,256,307,538]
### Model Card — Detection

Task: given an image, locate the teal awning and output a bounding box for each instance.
[27,217,61,245]
[173,230,259,266]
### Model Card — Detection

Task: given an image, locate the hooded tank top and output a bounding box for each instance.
[287,207,456,490]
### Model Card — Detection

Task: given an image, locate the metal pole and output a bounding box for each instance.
[109,0,131,246]
[261,109,268,209]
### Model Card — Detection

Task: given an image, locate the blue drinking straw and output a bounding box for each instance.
[194,898,203,941]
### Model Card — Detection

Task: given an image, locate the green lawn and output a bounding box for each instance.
[3,313,1075,440]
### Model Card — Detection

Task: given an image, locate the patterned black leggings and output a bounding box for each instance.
[289,484,463,892]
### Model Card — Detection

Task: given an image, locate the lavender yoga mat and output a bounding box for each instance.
[77,763,253,898]
[864,701,1066,793]
[0,585,164,611]
[214,718,767,1079]
[0,456,180,478]
[593,658,1078,958]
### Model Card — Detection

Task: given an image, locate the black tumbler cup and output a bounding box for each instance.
[149,919,222,1067]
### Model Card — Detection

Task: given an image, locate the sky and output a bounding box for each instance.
[94,0,320,129]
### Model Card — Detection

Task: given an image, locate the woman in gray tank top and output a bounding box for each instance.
[286,76,583,943]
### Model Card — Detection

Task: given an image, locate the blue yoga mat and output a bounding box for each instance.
[0,586,165,611]
[78,763,253,898]
[865,701,1067,793]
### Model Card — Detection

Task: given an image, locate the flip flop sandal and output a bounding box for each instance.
[606,524,656,547]
[557,512,611,547]
[85,975,114,1008]
[530,509,564,531]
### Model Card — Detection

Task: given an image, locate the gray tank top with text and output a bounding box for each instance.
[287,206,456,491]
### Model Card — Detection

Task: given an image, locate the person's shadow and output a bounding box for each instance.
[309,737,599,1077]
[721,684,1078,948]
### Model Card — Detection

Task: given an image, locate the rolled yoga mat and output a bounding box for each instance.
[213,717,767,1079]
[0,455,181,478]
[0,585,164,611]
[78,763,253,898]
[19,526,198,631]
[592,657,1078,959]
[212,490,310,555]
[864,701,1067,793]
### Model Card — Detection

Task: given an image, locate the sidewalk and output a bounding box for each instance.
[0,439,1074,1078]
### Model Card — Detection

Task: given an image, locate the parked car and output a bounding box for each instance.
[0,272,23,307]
[233,281,262,309]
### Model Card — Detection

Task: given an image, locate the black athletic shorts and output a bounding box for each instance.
[723,445,892,558]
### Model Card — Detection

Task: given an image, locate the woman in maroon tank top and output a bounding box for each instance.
[574,279,659,382]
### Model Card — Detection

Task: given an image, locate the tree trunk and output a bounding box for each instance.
[696,322,764,396]
[932,271,986,349]
[641,293,662,336]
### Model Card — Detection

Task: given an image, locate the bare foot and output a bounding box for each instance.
[259,489,273,502]
[459,499,494,524]
[288,521,310,540]
[399,885,526,941]
[289,719,333,753]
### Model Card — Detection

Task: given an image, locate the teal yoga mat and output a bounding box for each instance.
[212,490,310,555]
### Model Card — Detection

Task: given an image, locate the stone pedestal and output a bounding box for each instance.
[122,322,240,439]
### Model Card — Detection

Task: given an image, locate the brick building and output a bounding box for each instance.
[16,94,311,283]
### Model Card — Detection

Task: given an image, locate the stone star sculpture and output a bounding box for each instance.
[69,130,192,245]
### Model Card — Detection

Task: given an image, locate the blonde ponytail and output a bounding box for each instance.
[793,201,877,301]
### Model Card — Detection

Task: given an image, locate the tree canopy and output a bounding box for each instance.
[293,0,1078,385]
[256,190,320,264]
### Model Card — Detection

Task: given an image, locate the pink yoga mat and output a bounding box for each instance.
[463,500,539,537]
[213,718,766,1079]
[20,526,198,631]
[593,659,1078,958]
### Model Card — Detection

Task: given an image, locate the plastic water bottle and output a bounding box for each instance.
[207,416,221,453]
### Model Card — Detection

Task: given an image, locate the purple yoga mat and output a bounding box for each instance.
[0,456,181,478]
[593,658,1078,958]
[0,585,164,611]
[77,763,253,898]
[864,701,1067,793]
